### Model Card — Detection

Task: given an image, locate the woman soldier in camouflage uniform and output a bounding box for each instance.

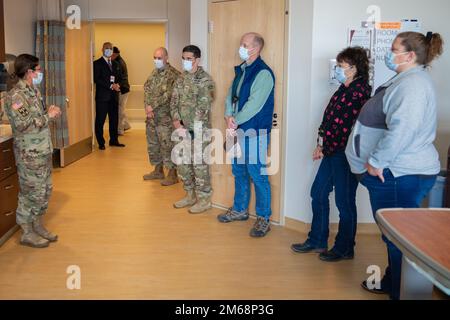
[4,54,61,248]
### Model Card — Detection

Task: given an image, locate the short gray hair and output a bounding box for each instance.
[244,32,265,50]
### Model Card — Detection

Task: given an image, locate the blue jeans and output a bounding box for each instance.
[361,169,436,300]
[306,151,359,256]
[232,135,272,219]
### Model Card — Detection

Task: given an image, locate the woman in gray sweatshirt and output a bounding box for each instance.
[346,31,444,300]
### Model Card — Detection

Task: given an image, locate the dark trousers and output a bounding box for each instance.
[95,99,119,146]
[361,169,436,300]
[306,151,359,255]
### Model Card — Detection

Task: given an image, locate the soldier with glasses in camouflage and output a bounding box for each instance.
[4,54,61,248]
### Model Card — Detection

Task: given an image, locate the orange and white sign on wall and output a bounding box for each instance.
[375,22,402,30]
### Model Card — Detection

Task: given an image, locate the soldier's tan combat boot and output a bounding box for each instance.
[174,190,196,209]
[32,216,58,242]
[161,169,179,186]
[19,223,50,248]
[143,164,164,180]
[189,198,212,214]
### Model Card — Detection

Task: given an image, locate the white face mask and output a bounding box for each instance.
[3,62,9,73]
[104,49,113,58]
[183,60,193,72]
[154,59,165,70]
[32,72,44,86]
[239,46,250,61]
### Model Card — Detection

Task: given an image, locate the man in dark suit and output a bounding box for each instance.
[93,42,125,150]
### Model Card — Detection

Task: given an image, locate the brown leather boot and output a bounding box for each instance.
[161,168,179,186]
[143,164,165,180]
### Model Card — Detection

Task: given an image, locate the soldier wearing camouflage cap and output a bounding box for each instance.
[4,54,61,248]
[170,45,216,214]
[143,47,181,186]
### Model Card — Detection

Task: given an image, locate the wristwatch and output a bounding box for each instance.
[317,128,324,148]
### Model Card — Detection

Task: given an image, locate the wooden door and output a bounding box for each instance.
[209,0,286,222]
[64,22,94,166]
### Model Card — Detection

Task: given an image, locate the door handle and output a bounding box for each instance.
[5,211,14,217]
[4,185,14,190]
[3,167,12,172]
[2,149,11,153]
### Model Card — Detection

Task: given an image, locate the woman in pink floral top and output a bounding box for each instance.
[292,47,372,262]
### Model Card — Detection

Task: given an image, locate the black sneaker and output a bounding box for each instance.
[291,242,327,254]
[218,207,249,223]
[109,142,126,147]
[361,280,390,295]
[319,250,354,262]
[250,217,271,238]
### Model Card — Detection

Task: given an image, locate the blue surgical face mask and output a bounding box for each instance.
[104,49,113,58]
[183,59,193,72]
[32,72,43,86]
[154,59,164,70]
[385,51,409,72]
[239,46,250,61]
[334,66,349,84]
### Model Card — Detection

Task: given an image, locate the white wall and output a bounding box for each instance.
[310,0,450,169]
[191,0,450,225]
[283,0,317,223]
[4,0,37,55]
[87,0,167,20]
[288,0,450,224]
[168,0,191,70]
[190,0,209,69]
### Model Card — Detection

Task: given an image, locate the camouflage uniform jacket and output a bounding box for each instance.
[170,67,216,131]
[4,79,53,161]
[144,64,180,114]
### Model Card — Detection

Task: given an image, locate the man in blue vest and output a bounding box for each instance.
[218,32,275,238]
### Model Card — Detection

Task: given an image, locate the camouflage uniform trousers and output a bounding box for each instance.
[15,154,53,225]
[176,135,212,201]
[146,110,176,170]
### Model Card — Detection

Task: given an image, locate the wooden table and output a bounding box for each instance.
[377,209,450,299]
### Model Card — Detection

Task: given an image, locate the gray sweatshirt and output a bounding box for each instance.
[346,66,441,177]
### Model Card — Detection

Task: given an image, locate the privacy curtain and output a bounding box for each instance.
[35,20,68,148]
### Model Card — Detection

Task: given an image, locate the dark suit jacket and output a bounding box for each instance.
[93,57,121,102]
[115,55,130,95]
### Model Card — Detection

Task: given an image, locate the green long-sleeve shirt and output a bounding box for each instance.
[224,63,274,126]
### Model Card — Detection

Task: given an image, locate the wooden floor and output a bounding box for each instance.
[0,129,387,300]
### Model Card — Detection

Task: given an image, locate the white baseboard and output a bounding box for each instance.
[285,217,381,235]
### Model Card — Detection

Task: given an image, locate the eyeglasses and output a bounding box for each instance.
[333,65,353,71]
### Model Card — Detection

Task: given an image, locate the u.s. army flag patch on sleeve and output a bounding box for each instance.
[12,102,23,110]
[13,102,29,117]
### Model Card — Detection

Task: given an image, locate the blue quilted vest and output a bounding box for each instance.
[232,56,275,135]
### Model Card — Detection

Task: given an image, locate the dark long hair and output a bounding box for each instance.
[336,47,370,82]
[10,54,40,85]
